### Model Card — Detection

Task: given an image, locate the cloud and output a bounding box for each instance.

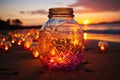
[68,0,120,13]
[20,10,48,15]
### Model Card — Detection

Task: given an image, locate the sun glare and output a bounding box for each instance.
[83,20,89,24]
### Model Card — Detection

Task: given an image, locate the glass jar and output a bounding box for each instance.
[39,8,84,70]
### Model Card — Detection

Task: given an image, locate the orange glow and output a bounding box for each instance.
[84,20,89,24]
[5,46,9,51]
[0,42,3,48]
[40,55,43,59]
[17,34,21,37]
[57,57,64,63]
[33,51,39,58]
[26,44,30,48]
[75,11,120,24]
[27,32,30,36]
[18,41,22,45]
[73,39,78,45]
[24,42,31,50]
[50,49,55,55]
[22,38,25,41]
[3,38,6,42]
[11,40,15,43]
[100,46,105,51]
[58,57,62,61]
[83,33,120,43]
[73,27,77,32]
[98,41,109,52]
[50,59,54,63]
[84,33,87,40]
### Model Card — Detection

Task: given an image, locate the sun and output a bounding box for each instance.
[83,20,89,24]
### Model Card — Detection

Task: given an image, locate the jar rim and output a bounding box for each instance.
[49,7,73,15]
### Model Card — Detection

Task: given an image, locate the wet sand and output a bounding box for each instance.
[0,40,120,80]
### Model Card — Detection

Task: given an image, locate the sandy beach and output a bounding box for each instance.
[0,40,120,80]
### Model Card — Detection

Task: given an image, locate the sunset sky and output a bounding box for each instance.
[0,0,120,26]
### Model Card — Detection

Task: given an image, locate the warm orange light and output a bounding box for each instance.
[33,51,39,58]
[73,39,78,45]
[50,49,55,55]
[73,27,77,32]
[100,46,105,51]
[84,20,89,25]
[18,34,21,37]
[57,57,64,63]
[98,41,109,52]
[0,42,3,48]
[58,57,62,61]
[84,33,87,40]
[27,32,30,36]
[3,38,6,42]
[11,40,15,43]
[50,59,54,63]
[22,38,25,41]
[18,41,22,45]
[26,44,30,48]
[40,55,43,59]
[5,46,9,51]
[24,42,31,50]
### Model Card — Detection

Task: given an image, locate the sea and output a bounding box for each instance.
[0,23,120,43]
[82,23,120,42]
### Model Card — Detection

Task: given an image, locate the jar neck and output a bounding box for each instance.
[48,15,74,20]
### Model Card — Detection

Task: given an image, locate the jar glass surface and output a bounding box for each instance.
[39,8,84,70]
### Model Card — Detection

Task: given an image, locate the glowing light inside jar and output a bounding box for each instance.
[11,40,15,44]
[24,42,31,50]
[73,39,78,46]
[32,51,39,58]
[5,46,9,51]
[17,41,22,45]
[22,38,25,41]
[50,49,55,55]
[50,59,54,63]
[27,32,30,36]
[2,38,6,42]
[26,44,30,48]
[40,40,83,70]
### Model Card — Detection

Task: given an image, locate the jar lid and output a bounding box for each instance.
[49,7,73,15]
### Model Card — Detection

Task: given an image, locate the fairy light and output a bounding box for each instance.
[11,40,15,44]
[24,42,31,50]
[26,43,30,48]
[5,46,9,51]
[2,38,6,42]
[32,51,39,58]
[27,32,30,36]
[22,38,25,41]
[40,38,83,70]
[98,41,109,52]
[17,41,22,45]
[73,39,78,46]
[100,46,105,51]
[50,59,54,63]
[3,41,12,52]
[50,49,55,55]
